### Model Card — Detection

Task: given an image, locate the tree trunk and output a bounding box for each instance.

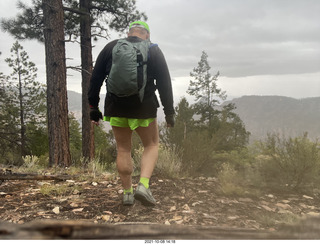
[42,0,71,167]
[17,48,26,157]
[80,0,94,164]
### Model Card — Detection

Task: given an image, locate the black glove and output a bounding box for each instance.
[90,106,103,122]
[165,114,175,127]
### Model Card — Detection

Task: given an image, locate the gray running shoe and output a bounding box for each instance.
[123,193,135,206]
[134,183,156,206]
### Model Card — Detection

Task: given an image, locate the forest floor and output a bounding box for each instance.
[1,169,320,233]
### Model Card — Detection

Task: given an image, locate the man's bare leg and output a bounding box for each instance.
[135,120,159,182]
[112,126,133,190]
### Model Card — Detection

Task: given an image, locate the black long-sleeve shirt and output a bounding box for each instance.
[88,36,174,119]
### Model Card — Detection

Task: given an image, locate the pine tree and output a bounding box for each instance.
[187,51,249,149]
[1,0,147,162]
[4,41,46,157]
[0,72,19,159]
[187,51,226,128]
[162,97,194,148]
[43,0,71,167]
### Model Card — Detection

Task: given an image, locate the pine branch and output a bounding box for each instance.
[63,6,89,16]
[66,66,91,75]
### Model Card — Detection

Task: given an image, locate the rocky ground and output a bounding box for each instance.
[1,171,320,233]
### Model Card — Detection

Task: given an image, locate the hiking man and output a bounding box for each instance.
[88,21,175,206]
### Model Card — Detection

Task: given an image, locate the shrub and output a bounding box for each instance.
[217,163,246,196]
[254,133,320,191]
[133,144,183,178]
[156,145,183,178]
[181,130,213,175]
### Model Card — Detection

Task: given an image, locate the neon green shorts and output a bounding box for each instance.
[104,116,155,130]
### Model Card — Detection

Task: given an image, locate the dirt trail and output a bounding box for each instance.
[1,174,319,231]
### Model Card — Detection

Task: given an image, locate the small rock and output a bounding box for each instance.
[118,189,123,194]
[100,181,109,185]
[169,206,176,212]
[303,195,314,200]
[102,215,111,222]
[158,179,164,183]
[281,200,290,204]
[92,182,98,186]
[192,201,201,207]
[202,213,218,220]
[52,207,60,214]
[58,198,68,203]
[182,204,190,211]
[228,216,239,220]
[260,201,269,205]
[37,182,51,186]
[239,198,254,203]
[164,220,171,225]
[70,202,79,208]
[299,203,308,209]
[306,212,320,217]
[206,177,217,182]
[175,220,184,224]
[261,205,274,212]
[172,215,183,221]
[278,209,292,214]
[267,194,274,198]
[276,203,291,210]
[113,215,121,222]
[72,208,84,212]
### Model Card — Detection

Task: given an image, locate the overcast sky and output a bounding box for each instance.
[0,0,319,102]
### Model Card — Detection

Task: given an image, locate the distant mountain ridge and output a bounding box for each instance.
[68,91,320,142]
[223,95,320,142]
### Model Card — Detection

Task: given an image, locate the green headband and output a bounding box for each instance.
[129,21,150,33]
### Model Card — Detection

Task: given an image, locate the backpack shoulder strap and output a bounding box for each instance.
[148,43,158,59]
[149,43,158,48]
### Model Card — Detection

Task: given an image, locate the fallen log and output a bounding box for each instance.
[0,173,72,181]
[1,217,320,240]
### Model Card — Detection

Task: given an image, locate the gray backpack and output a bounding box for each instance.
[107,38,151,102]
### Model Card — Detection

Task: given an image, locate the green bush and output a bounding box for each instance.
[156,145,183,177]
[181,130,213,175]
[133,144,183,178]
[217,163,246,196]
[254,133,320,191]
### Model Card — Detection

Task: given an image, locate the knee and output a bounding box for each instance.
[145,141,159,150]
[116,151,133,175]
[117,162,133,175]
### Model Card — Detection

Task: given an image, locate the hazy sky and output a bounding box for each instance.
[0,0,319,102]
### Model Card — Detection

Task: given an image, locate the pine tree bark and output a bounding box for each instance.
[42,0,71,167]
[17,49,26,157]
[80,0,94,163]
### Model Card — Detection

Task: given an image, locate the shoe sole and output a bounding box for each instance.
[134,192,156,206]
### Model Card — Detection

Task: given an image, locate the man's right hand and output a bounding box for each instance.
[165,114,175,128]
[90,106,103,124]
